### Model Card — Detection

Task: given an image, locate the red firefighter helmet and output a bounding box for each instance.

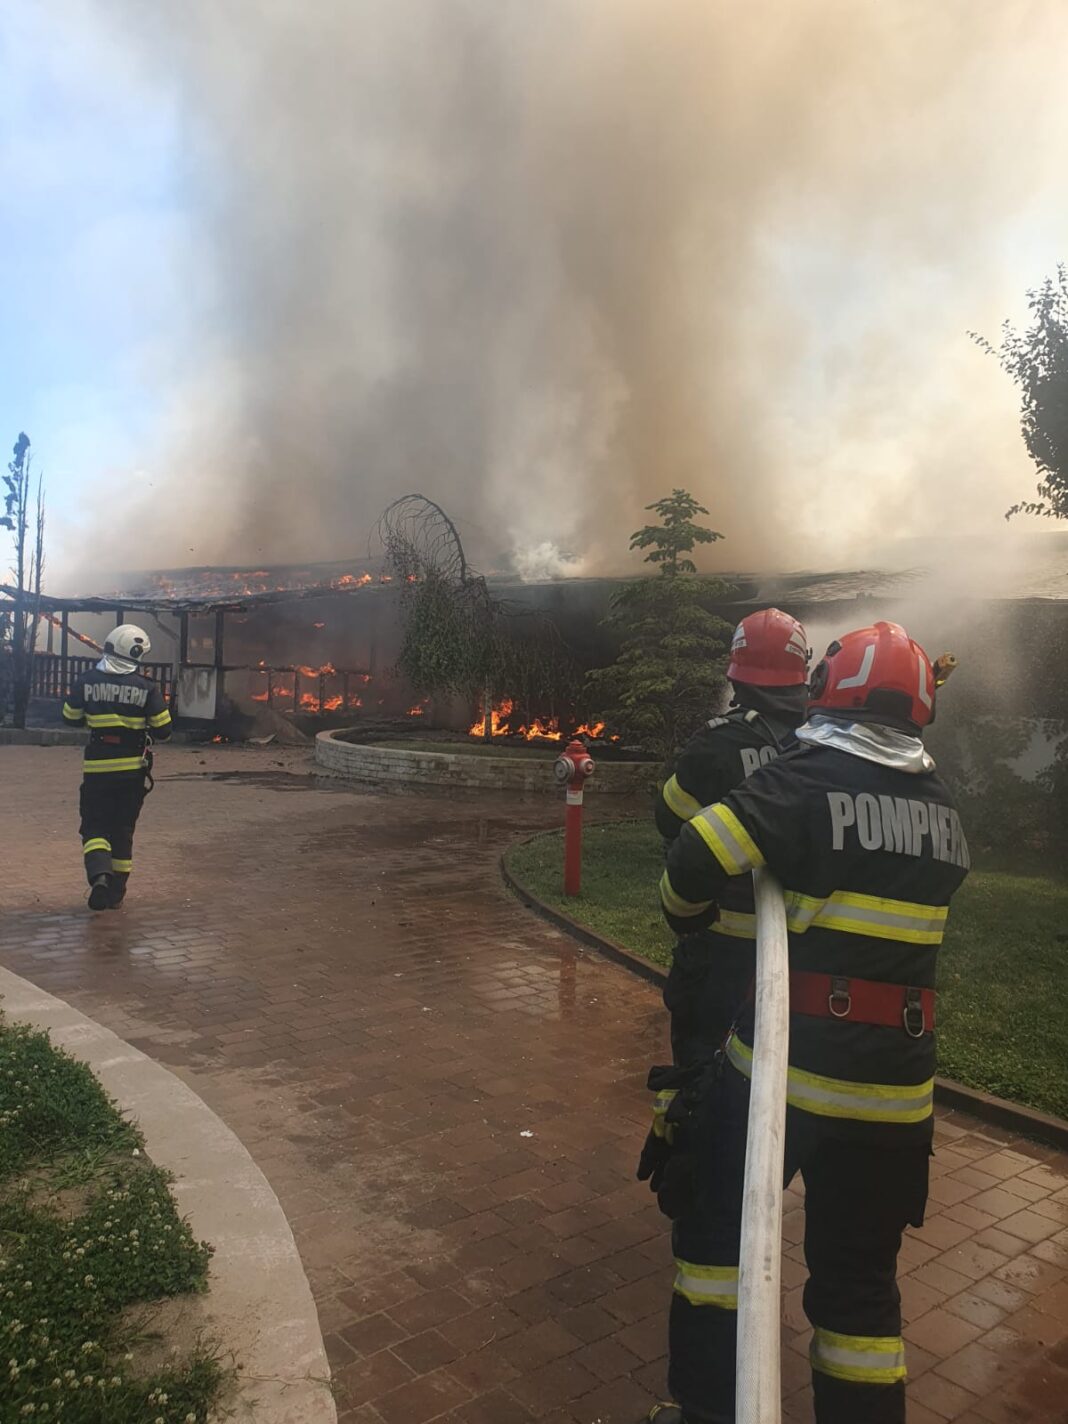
[808,621,936,728]
[727,608,810,687]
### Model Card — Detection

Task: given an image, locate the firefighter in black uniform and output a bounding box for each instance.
[654,607,810,1068]
[648,621,968,1424]
[62,624,172,910]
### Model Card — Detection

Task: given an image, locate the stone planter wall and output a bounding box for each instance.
[315,729,658,795]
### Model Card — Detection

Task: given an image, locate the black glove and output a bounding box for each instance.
[636,1063,706,1220]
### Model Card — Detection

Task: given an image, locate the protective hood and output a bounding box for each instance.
[796,713,935,773]
[96,653,139,676]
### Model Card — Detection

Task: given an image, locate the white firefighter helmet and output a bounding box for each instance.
[98,624,151,675]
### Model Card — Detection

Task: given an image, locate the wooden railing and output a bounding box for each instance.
[31,654,174,704]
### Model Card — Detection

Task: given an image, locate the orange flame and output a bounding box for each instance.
[469,698,514,737]
[468,701,614,743]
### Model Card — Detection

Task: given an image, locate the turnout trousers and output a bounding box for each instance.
[668,1063,930,1424]
[79,775,147,892]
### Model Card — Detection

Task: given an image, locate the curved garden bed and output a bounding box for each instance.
[504,821,1068,1135]
[316,728,659,794]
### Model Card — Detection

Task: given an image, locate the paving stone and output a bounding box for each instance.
[2,745,1066,1424]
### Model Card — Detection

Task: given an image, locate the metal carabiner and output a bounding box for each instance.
[827,976,852,1019]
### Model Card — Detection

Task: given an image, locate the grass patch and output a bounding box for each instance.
[0,1016,223,1423]
[508,822,673,965]
[505,823,1068,1119]
[936,871,1068,1119]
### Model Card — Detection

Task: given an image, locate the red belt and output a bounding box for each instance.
[789,971,936,1038]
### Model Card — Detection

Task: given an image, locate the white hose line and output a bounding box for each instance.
[736,867,791,1424]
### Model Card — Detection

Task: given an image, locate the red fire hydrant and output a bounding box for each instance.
[554,739,595,896]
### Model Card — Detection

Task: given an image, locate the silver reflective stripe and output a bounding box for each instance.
[673,1261,739,1309]
[692,808,759,874]
[811,1331,907,1382]
[727,1035,934,1124]
[816,902,944,935]
[784,891,947,943]
[783,1076,932,1121]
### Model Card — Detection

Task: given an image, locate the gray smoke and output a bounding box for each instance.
[63,0,1068,582]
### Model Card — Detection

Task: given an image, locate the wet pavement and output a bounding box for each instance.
[2,743,1068,1423]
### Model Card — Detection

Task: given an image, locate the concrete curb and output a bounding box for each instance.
[0,727,88,746]
[315,727,658,795]
[0,966,337,1424]
[501,846,1068,1154]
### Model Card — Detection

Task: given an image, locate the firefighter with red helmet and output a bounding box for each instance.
[647,621,968,1424]
[655,607,811,1064]
[638,609,809,1366]
[62,624,172,910]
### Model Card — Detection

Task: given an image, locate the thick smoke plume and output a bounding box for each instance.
[67,1,1068,582]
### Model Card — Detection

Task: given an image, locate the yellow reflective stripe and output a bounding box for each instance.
[82,839,111,854]
[811,1327,907,1384]
[112,859,133,873]
[85,713,147,730]
[62,702,84,721]
[83,757,145,773]
[662,774,703,823]
[691,804,765,875]
[653,1088,677,1140]
[727,1035,934,1124]
[711,909,757,940]
[148,709,172,728]
[660,870,713,920]
[785,890,948,945]
[673,1259,738,1309]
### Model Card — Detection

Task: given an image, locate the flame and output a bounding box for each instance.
[469,698,514,737]
[313,621,326,629]
[468,700,616,743]
[250,663,370,715]
[407,701,428,717]
[573,721,608,739]
[333,572,373,588]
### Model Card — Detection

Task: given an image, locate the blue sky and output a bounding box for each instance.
[0,2,186,565]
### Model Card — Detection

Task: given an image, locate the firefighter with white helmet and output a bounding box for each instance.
[61,624,172,910]
[647,621,968,1424]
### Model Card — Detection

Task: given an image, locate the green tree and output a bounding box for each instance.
[973,267,1068,519]
[585,490,732,758]
[2,433,46,728]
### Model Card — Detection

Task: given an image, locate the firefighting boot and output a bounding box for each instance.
[108,874,129,910]
[88,875,112,911]
[644,1407,686,1423]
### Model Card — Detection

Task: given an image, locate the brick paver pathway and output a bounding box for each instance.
[2,745,1067,1423]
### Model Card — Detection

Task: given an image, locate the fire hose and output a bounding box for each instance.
[736,867,790,1424]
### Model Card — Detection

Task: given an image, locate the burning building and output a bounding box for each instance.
[8,532,1067,784]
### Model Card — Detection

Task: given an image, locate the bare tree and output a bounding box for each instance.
[2,433,47,727]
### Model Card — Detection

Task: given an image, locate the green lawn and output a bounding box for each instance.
[0,1016,223,1423]
[505,821,1068,1120]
